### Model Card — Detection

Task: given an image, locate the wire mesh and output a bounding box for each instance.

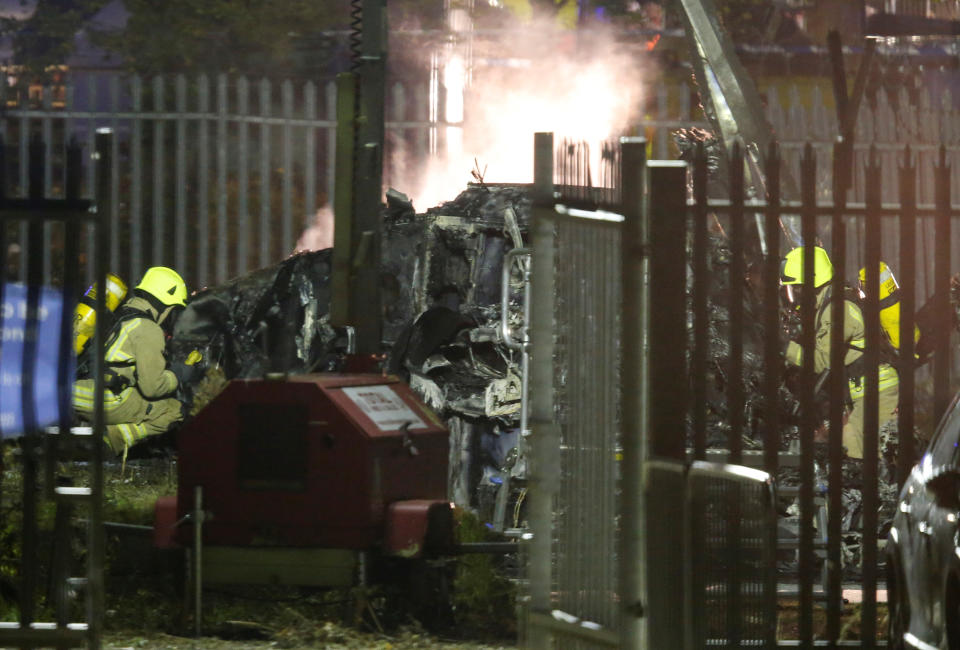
[551,212,621,644]
[687,463,776,649]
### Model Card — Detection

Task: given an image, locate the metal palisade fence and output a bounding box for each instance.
[674,138,956,647]
[11,71,960,293]
[0,73,439,292]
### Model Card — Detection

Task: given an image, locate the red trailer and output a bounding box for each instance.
[152,373,454,626]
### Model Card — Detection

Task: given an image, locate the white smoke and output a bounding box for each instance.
[392,19,652,209]
[294,205,334,253]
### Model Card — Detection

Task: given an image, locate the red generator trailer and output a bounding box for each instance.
[152,373,454,626]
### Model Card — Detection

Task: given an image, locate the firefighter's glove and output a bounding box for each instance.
[170,351,203,387]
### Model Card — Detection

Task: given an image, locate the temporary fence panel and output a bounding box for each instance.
[527,134,644,649]
[687,461,777,649]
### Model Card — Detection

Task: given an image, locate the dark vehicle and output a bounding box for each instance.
[887,393,960,650]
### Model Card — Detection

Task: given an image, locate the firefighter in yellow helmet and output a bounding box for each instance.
[780,247,899,459]
[73,266,198,454]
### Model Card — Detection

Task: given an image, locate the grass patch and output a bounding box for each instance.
[451,508,517,640]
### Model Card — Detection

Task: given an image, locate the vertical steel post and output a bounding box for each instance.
[798,143,817,647]
[862,146,883,649]
[90,127,113,650]
[109,77,120,280]
[352,0,387,354]
[691,143,708,460]
[237,77,250,277]
[646,160,687,650]
[198,75,211,287]
[175,75,187,276]
[130,76,143,282]
[619,136,647,650]
[331,73,357,329]
[898,150,916,487]
[828,140,850,641]
[281,80,293,259]
[728,141,745,465]
[327,0,387,352]
[152,76,165,266]
[216,75,228,283]
[84,76,96,287]
[257,79,271,270]
[934,146,951,427]
[762,141,781,649]
[19,132,45,628]
[17,105,27,281]
[304,82,317,233]
[648,161,688,460]
[726,142,746,648]
[194,485,204,638]
[527,131,556,650]
[41,90,52,284]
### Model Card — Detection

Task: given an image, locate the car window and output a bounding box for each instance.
[928,393,960,467]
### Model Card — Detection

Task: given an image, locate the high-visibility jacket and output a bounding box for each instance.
[73,296,181,451]
[103,296,177,398]
[783,284,899,398]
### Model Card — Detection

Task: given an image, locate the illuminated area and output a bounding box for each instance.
[400,20,648,210]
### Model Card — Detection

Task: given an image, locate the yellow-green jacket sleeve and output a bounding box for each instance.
[784,295,864,375]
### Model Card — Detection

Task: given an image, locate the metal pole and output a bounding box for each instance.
[90,127,113,650]
[527,131,556,650]
[647,161,688,460]
[352,0,387,354]
[828,140,850,642]
[646,161,687,650]
[618,137,647,650]
[331,73,356,329]
[194,485,203,638]
[798,143,817,647]
[762,140,781,649]
[898,150,917,488]
[934,146,951,427]
[863,146,883,649]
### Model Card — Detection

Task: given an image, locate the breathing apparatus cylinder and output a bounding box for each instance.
[859,261,918,351]
[73,272,128,354]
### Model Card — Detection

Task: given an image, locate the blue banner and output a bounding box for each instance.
[0,283,72,438]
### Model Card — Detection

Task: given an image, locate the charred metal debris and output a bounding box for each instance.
[168,183,531,517]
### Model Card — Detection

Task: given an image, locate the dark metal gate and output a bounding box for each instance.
[662,138,959,647]
[0,132,110,648]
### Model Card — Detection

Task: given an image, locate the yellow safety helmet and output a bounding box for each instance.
[780,246,833,307]
[858,261,899,301]
[780,246,833,288]
[136,266,187,307]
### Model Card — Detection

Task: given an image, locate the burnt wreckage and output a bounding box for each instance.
[168,172,934,561]
[169,184,530,523]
